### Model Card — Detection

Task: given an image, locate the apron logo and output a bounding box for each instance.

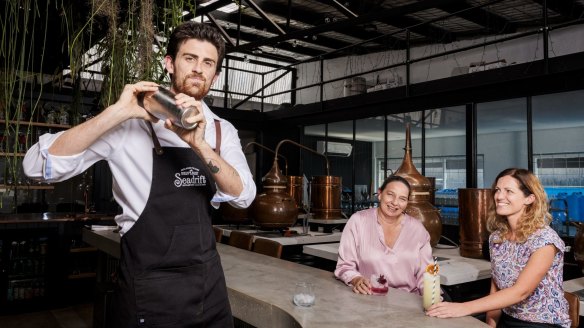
[174,166,207,187]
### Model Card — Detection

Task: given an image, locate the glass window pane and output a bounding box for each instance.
[424,106,466,190]
[356,117,384,210]
[477,98,527,187]
[533,90,584,235]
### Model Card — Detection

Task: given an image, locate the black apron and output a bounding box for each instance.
[113,124,232,328]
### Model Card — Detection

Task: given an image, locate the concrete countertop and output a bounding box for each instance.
[303,243,492,286]
[83,228,488,328]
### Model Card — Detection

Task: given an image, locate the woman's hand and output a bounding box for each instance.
[351,276,371,295]
[425,301,471,318]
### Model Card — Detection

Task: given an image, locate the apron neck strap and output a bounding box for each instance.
[147,119,221,156]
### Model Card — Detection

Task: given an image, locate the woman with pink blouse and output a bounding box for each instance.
[426,168,570,328]
[334,175,433,295]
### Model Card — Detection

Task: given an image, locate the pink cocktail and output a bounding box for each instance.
[370,274,388,295]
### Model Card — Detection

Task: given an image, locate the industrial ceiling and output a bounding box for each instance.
[192,0,584,64]
[6,0,584,76]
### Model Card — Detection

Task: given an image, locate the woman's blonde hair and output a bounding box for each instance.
[486,168,552,243]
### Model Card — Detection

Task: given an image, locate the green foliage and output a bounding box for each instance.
[0,0,197,211]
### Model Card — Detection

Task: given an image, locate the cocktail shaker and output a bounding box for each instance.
[139,87,198,129]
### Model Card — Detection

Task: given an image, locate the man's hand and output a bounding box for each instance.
[163,93,206,149]
[113,81,160,122]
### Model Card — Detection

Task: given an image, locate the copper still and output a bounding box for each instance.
[252,139,338,228]
[394,123,442,247]
[311,175,342,220]
[572,223,584,273]
[458,188,491,259]
[245,142,304,213]
[251,158,298,229]
[287,175,304,211]
[273,139,341,221]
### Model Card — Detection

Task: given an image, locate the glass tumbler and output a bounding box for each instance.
[293,282,315,307]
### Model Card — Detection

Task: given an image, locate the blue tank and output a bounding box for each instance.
[567,192,583,222]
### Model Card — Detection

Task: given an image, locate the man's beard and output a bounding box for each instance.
[173,74,209,100]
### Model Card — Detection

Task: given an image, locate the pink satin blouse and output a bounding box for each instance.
[334,208,433,295]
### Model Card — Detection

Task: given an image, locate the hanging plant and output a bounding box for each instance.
[0,0,200,212]
[0,0,52,210]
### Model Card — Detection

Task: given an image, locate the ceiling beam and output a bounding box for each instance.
[242,0,286,35]
[323,0,454,43]
[437,0,516,34]
[378,15,455,44]
[531,0,584,21]
[259,1,391,47]
[229,0,459,54]
[323,0,358,18]
[209,12,350,52]
[185,0,232,20]
[206,13,237,47]
[223,29,324,58]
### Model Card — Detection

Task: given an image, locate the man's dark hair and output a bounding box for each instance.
[166,21,225,72]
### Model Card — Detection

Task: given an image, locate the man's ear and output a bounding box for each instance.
[211,73,219,86]
[164,55,174,75]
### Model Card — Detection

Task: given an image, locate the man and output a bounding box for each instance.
[23,22,255,327]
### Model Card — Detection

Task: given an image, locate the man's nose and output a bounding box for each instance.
[192,62,202,73]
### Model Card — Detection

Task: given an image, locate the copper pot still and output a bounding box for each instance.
[458,188,491,259]
[573,222,584,273]
[394,123,442,247]
[310,176,342,220]
[286,175,304,211]
[251,159,298,229]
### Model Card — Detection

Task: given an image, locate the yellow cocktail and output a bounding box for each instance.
[422,264,440,310]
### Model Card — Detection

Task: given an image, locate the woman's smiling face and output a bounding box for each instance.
[494,175,534,222]
[377,180,409,218]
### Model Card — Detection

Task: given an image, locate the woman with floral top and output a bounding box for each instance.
[426,168,570,328]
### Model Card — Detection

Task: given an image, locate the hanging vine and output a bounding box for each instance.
[0,0,200,212]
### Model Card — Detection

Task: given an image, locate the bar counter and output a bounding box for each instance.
[83,229,488,327]
[0,212,115,224]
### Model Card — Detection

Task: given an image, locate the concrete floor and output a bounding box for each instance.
[0,303,93,328]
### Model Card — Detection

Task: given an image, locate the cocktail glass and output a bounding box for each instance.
[370,274,388,295]
[422,271,441,310]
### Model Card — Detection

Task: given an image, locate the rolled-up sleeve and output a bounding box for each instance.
[23,132,86,182]
[23,126,121,183]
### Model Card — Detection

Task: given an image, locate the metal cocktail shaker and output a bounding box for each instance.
[139,87,198,129]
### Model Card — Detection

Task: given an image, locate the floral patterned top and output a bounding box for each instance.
[489,226,570,328]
